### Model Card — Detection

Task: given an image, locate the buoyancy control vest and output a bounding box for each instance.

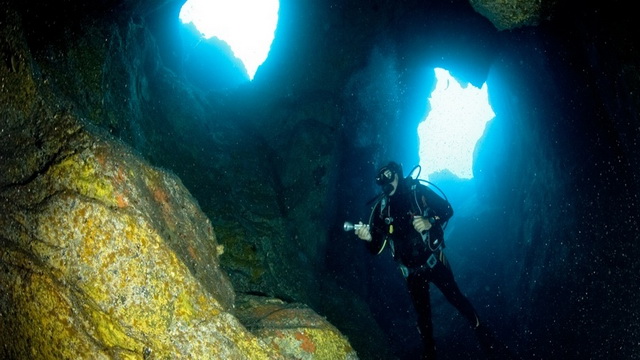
[365,177,453,268]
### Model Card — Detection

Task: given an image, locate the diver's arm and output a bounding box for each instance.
[422,185,453,223]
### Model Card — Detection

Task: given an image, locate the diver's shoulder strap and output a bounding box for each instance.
[365,194,389,255]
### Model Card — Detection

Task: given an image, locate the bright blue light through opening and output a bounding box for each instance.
[179,0,279,80]
[418,68,495,180]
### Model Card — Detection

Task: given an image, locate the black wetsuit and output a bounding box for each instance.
[366,178,483,359]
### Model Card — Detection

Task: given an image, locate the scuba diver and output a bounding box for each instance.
[352,161,512,360]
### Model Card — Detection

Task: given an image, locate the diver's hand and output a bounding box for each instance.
[412,216,433,234]
[355,222,372,242]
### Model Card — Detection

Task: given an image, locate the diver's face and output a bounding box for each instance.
[380,172,399,196]
[388,173,399,195]
[377,167,399,195]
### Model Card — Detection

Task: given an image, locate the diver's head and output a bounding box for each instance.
[376,161,402,195]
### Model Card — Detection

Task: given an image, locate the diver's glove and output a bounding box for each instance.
[355,222,372,242]
[412,216,434,234]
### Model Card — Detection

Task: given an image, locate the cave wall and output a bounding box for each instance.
[469,6,636,359]
[1,0,639,359]
[473,4,640,357]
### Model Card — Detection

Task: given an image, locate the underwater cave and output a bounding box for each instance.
[1,0,638,359]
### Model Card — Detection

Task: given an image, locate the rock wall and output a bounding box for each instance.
[0,6,357,359]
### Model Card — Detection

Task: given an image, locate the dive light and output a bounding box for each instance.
[343,221,364,232]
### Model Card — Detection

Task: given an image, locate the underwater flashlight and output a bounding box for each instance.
[343,221,364,232]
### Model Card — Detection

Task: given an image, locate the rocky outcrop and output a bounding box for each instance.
[0,94,261,358]
[469,0,552,30]
[234,294,358,360]
[0,8,355,359]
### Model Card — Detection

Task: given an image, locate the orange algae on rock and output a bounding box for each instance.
[115,192,129,208]
[295,330,317,353]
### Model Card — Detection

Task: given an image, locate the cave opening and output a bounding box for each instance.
[178,0,280,80]
[417,67,494,181]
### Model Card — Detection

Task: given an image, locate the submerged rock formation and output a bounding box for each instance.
[0,7,355,359]
[234,294,357,360]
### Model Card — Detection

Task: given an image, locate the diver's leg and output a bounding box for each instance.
[431,253,517,359]
[407,271,437,359]
[430,253,480,327]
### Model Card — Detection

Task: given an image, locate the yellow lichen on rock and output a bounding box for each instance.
[81,301,146,357]
[49,151,117,207]
[1,125,344,358]
[18,169,278,358]
[0,250,113,359]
